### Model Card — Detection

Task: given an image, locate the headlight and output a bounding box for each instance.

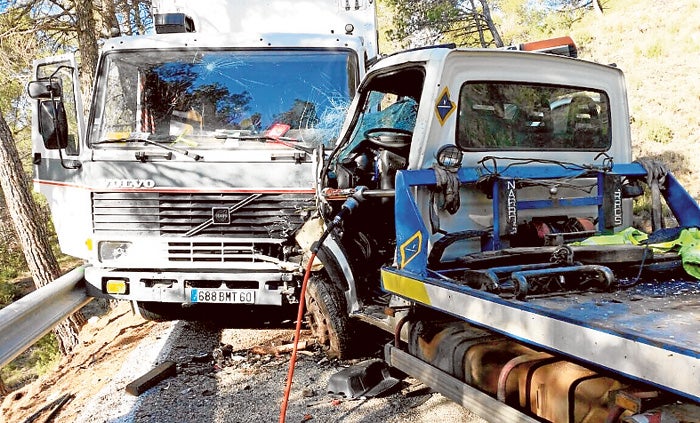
[98,241,132,263]
[436,144,463,169]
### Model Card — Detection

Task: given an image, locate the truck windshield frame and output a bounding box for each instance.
[88,48,358,150]
[457,81,611,151]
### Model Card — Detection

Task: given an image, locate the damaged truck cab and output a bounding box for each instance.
[27,0,377,320]
[309,43,700,421]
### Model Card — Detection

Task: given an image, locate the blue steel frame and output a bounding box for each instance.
[393,162,700,277]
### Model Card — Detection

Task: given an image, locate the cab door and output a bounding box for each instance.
[31,53,85,168]
[30,54,91,259]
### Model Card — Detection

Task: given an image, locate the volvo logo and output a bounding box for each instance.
[212,207,231,225]
[104,179,156,189]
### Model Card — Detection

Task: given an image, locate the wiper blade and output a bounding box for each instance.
[215,133,314,154]
[94,133,202,161]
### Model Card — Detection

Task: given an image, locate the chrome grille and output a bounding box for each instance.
[167,240,283,263]
[92,192,314,238]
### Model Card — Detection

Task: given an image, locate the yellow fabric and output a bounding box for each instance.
[576,227,700,279]
[678,228,700,279]
[574,227,648,246]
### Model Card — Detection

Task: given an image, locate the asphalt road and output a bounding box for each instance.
[72,308,485,423]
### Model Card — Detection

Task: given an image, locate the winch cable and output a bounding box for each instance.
[279,186,367,423]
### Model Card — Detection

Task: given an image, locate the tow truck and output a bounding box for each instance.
[303,38,700,422]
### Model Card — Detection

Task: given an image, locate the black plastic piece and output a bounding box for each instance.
[327,359,400,399]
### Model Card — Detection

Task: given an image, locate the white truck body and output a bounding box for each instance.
[152,0,377,56]
[29,0,377,318]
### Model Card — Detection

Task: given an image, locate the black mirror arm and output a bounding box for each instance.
[49,65,79,168]
[58,147,81,170]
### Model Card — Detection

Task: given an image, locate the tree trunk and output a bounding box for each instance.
[0,375,8,396]
[593,0,604,15]
[479,0,503,47]
[95,0,121,37]
[0,112,85,356]
[74,0,100,104]
[130,0,147,35]
[468,0,488,47]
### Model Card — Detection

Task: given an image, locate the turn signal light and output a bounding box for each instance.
[105,279,128,295]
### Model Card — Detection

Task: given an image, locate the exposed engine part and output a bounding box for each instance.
[511,216,597,247]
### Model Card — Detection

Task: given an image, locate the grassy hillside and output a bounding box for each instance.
[570,0,700,195]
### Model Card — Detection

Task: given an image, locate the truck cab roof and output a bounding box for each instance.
[101,31,368,53]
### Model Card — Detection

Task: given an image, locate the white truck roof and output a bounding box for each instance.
[151,0,378,60]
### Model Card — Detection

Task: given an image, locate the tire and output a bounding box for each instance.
[135,301,181,322]
[304,274,353,359]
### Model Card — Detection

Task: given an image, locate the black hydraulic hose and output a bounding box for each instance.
[313,186,367,253]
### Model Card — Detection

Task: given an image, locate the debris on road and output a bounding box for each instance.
[125,361,177,396]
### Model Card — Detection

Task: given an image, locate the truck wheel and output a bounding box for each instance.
[305,275,352,359]
[135,301,180,322]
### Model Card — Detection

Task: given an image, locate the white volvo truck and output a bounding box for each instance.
[26,0,378,321]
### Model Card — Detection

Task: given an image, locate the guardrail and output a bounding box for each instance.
[0,266,91,368]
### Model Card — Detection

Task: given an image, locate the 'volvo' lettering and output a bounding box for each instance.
[104,179,156,189]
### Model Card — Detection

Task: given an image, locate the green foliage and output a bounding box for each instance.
[638,120,674,144]
[30,333,61,371]
[0,241,26,283]
[497,0,604,44]
[383,0,502,48]
[0,281,20,306]
[645,40,664,59]
[573,29,594,47]
[1,333,61,389]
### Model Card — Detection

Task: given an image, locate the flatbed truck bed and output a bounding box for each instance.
[383,266,700,403]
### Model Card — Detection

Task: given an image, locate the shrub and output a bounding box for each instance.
[0,281,19,306]
[1,333,60,389]
[640,120,674,144]
[646,124,674,144]
[645,41,664,59]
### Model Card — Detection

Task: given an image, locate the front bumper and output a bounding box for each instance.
[84,268,299,306]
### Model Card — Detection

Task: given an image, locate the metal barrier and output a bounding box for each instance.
[0,266,91,368]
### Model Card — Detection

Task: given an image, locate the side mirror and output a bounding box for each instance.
[27,80,62,100]
[38,100,69,150]
[27,78,68,150]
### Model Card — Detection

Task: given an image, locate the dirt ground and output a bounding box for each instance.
[1,301,154,423]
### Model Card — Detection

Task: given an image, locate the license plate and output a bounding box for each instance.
[190,289,255,304]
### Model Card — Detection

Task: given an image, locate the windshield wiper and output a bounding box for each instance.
[93,133,202,161]
[214,133,315,154]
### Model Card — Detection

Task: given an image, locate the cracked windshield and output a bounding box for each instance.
[90,49,356,150]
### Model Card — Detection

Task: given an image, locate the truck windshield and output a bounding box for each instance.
[457,82,611,151]
[89,49,357,149]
